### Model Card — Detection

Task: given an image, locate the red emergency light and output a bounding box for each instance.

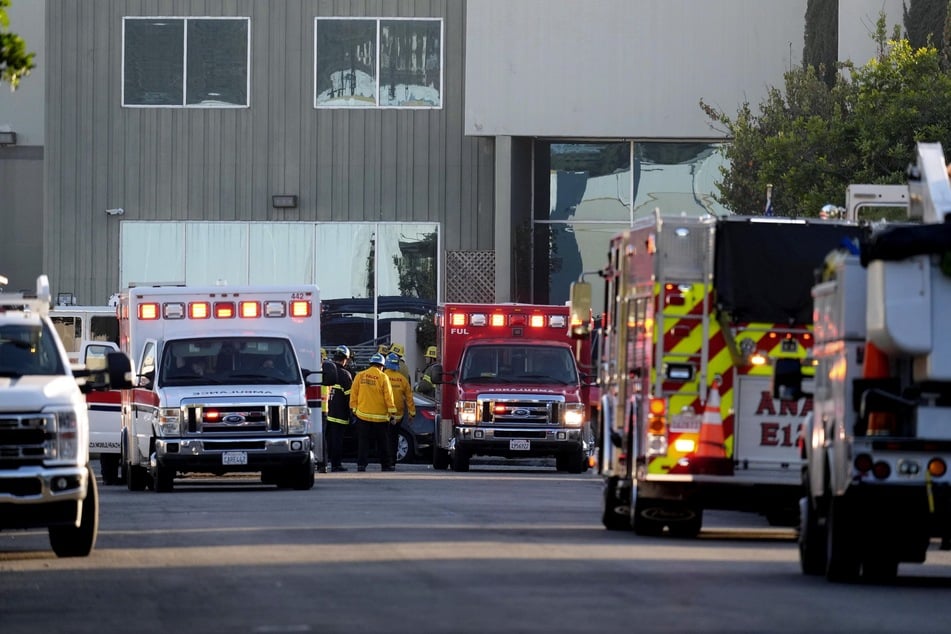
[290,300,312,317]
[189,302,211,319]
[215,302,236,319]
[490,314,506,327]
[138,303,160,320]
[239,301,260,318]
[450,312,467,327]
[529,314,546,328]
[203,409,221,421]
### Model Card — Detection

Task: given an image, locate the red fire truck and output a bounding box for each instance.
[430,303,593,472]
[569,214,868,536]
[118,284,325,491]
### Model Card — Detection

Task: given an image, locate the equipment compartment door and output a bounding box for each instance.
[732,375,805,478]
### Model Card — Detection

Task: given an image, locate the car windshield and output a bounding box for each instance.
[0,323,67,377]
[459,345,577,384]
[159,337,301,386]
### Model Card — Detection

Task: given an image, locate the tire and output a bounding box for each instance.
[153,463,175,492]
[798,496,827,576]
[565,449,586,474]
[667,507,703,539]
[122,429,148,491]
[631,492,666,537]
[601,476,630,531]
[290,457,316,490]
[100,454,121,485]
[396,429,414,464]
[433,447,450,470]
[826,495,861,583]
[862,553,899,583]
[451,447,470,472]
[49,465,98,558]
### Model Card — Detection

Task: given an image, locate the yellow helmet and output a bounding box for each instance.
[389,343,405,357]
[377,344,389,354]
[321,348,328,360]
[425,346,437,359]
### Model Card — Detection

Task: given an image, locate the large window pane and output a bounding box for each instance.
[375,223,438,301]
[184,223,249,285]
[186,19,249,106]
[543,222,630,309]
[249,224,315,285]
[120,222,185,288]
[315,224,375,298]
[379,19,442,107]
[315,19,377,107]
[633,142,729,217]
[123,19,184,106]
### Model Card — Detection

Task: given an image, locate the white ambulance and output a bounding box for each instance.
[50,305,123,484]
[118,283,325,492]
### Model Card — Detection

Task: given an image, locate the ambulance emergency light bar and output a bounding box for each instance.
[448,311,567,329]
[137,299,312,321]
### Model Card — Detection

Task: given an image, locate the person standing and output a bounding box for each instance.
[388,342,412,384]
[326,345,354,472]
[384,352,416,466]
[350,352,397,472]
[415,345,438,396]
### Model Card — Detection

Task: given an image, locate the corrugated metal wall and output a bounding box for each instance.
[44,0,494,305]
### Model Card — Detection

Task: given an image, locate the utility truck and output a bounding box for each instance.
[430,303,592,472]
[0,275,132,557]
[118,283,326,492]
[778,142,951,582]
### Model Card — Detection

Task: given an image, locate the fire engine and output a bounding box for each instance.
[1,275,132,557]
[778,142,951,582]
[569,210,867,536]
[118,283,326,492]
[430,303,592,472]
[50,304,123,484]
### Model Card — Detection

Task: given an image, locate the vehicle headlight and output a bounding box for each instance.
[287,406,310,434]
[563,403,585,427]
[457,400,478,424]
[158,408,181,436]
[54,409,79,460]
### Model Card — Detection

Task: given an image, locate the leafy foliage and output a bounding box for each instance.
[0,0,35,90]
[702,14,951,217]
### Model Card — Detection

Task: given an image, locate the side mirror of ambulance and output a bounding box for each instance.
[430,364,444,384]
[75,351,134,394]
[771,357,809,401]
[568,281,592,339]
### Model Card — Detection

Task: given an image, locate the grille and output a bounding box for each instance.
[0,414,54,467]
[477,397,564,426]
[184,403,285,435]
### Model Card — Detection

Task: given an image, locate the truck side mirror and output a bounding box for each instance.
[772,357,805,401]
[430,363,444,384]
[568,281,592,339]
[105,351,134,389]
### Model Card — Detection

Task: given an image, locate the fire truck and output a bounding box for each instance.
[777,142,951,582]
[118,284,325,492]
[50,305,123,484]
[1,275,132,557]
[430,303,592,472]
[569,211,867,536]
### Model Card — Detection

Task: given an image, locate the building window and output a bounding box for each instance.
[315,17,442,109]
[123,17,250,108]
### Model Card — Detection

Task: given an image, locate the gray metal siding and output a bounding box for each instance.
[44,0,493,305]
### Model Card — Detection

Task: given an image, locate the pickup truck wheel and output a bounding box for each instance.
[862,553,899,583]
[826,495,861,582]
[433,447,450,470]
[601,476,630,531]
[563,449,586,474]
[153,463,175,492]
[100,454,121,485]
[798,496,827,575]
[49,465,98,558]
[290,457,315,490]
[451,448,470,472]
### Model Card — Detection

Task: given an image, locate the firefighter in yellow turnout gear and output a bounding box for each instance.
[350,353,397,471]
[384,352,416,466]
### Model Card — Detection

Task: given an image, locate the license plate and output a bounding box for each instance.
[509,439,531,451]
[222,451,248,465]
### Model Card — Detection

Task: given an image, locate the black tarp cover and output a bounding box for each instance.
[713,218,869,325]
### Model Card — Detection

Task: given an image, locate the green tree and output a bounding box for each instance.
[701,14,951,217]
[0,0,35,90]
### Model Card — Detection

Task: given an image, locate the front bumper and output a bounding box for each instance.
[0,465,88,529]
[454,426,583,458]
[155,436,313,473]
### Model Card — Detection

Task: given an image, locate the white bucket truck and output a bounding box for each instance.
[0,275,132,557]
[118,283,325,492]
[776,142,951,582]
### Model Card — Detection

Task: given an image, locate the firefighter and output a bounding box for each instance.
[384,351,416,466]
[350,352,397,472]
[388,342,412,383]
[326,345,354,472]
[316,353,338,474]
[415,345,438,396]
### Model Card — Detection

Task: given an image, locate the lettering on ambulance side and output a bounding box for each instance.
[754,390,810,448]
[449,328,469,335]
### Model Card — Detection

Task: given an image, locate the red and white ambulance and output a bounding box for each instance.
[431,303,592,472]
[118,284,324,491]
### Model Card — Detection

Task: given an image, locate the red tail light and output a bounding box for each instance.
[420,409,436,420]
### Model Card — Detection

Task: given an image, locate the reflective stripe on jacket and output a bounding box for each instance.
[384,368,416,418]
[350,365,396,422]
[327,361,353,425]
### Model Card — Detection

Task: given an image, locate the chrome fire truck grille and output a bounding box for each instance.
[183,404,285,434]
[477,396,565,426]
[0,414,54,467]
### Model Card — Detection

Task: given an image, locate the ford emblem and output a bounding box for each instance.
[223,414,245,424]
[512,408,530,417]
